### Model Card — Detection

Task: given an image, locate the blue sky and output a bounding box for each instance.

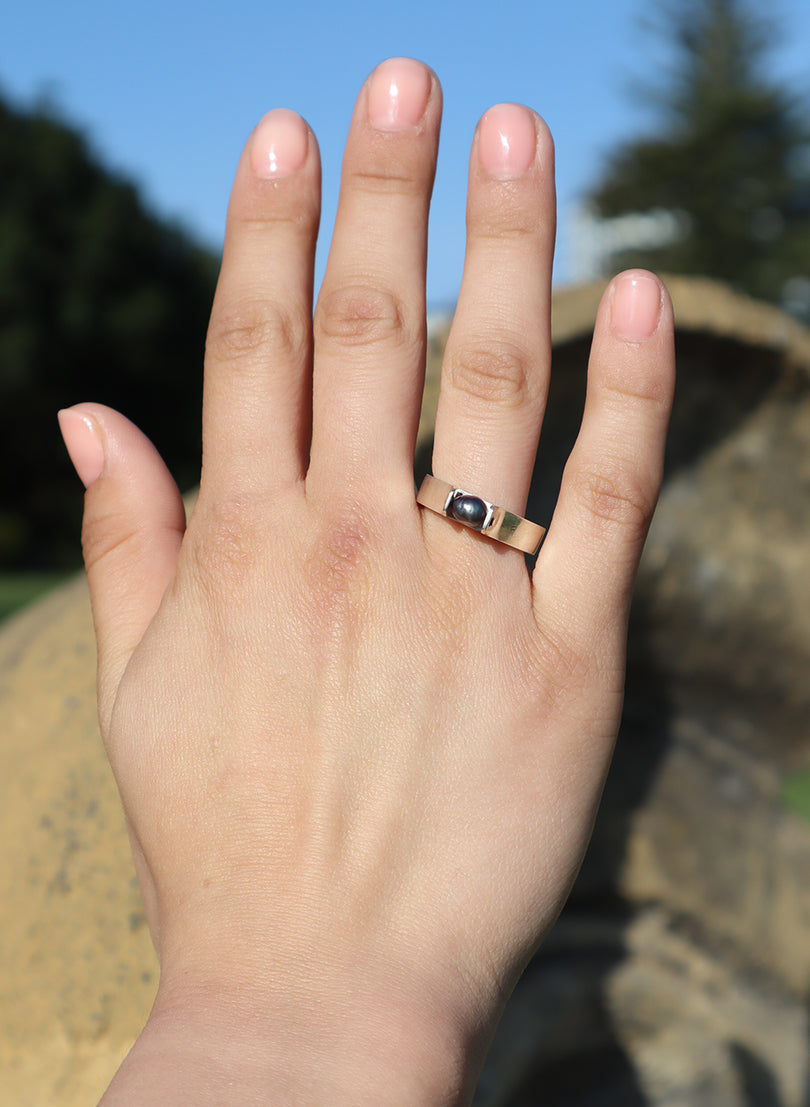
[3,0,810,304]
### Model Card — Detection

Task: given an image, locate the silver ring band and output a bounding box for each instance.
[416,475,545,556]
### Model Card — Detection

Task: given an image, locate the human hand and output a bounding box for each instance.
[59,58,674,1105]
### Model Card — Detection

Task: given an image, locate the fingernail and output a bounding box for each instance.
[478,104,537,180]
[611,272,662,342]
[58,408,105,489]
[250,109,309,179]
[367,57,431,132]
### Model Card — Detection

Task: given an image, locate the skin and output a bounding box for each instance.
[58,59,675,1105]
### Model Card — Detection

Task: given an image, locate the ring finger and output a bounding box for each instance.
[429,104,555,547]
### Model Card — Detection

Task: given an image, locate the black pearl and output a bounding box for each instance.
[449,494,488,529]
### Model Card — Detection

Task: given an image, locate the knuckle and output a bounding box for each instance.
[424,542,477,628]
[184,497,263,596]
[349,166,425,198]
[81,508,138,576]
[206,300,308,375]
[316,285,409,349]
[447,339,534,407]
[571,462,656,541]
[302,502,377,634]
[602,372,673,413]
[540,627,588,685]
[531,622,591,704]
[474,208,541,243]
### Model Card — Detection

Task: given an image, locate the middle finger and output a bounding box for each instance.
[308,58,442,502]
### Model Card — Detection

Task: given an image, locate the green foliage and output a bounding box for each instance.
[782,767,810,824]
[0,91,219,569]
[590,0,810,307]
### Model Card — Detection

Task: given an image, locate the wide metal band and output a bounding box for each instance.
[416,475,545,557]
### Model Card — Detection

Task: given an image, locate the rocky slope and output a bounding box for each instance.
[476,279,810,1106]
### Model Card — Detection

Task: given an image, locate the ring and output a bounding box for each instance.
[416,475,545,556]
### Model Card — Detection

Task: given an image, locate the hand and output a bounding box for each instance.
[59,58,674,1105]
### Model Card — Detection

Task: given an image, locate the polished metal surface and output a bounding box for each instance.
[416,475,545,556]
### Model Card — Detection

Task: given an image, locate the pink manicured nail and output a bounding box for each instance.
[367,57,431,131]
[58,408,105,489]
[478,104,537,180]
[250,109,309,179]
[611,273,662,342]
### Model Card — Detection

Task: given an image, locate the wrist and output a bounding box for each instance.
[102,966,482,1106]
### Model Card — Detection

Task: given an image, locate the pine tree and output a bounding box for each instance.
[0,93,219,569]
[590,0,810,311]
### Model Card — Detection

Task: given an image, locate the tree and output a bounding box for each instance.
[589,0,810,311]
[0,92,219,569]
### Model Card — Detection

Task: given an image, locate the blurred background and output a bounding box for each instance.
[1,0,808,588]
[2,0,810,1103]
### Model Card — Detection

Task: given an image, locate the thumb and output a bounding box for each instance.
[58,403,186,726]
